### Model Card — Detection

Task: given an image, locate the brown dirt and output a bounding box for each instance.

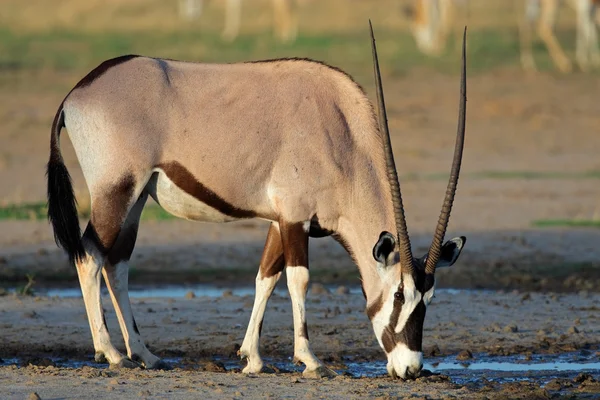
[1,288,599,399]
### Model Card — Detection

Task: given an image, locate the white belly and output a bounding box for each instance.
[146,170,239,223]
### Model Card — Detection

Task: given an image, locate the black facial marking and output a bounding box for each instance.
[396,301,426,352]
[382,288,403,353]
[258,320,264,337]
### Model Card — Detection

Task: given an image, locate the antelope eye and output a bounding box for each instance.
[394,291,404,301]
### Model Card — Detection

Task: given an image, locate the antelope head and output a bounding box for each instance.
[367,22,468,379]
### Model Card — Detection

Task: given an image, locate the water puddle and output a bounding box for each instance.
[3,352,598,384]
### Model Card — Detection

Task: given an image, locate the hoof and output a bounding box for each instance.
[241,363,264,374]
[94,352,107,364]
[302,365,337,379]
[145,359,172,370]
[109,358,142,370]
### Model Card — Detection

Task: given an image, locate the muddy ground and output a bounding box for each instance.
[1,65,600,397]
[1,287,600,399]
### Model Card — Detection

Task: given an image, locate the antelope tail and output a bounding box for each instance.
[46,104,85,263]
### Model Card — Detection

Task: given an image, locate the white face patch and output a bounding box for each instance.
[393,273,422,334]
[387,342,423,379]
[370,273,422,351]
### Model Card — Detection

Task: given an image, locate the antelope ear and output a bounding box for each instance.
[373,231,396,266]
[437,236,466,268]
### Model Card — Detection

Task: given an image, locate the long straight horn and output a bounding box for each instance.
[425,27,468,275]
[369,20,414,275]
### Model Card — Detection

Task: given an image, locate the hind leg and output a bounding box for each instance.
[101,191,167,369]
[77,175,141,368]
[239,222,286,373]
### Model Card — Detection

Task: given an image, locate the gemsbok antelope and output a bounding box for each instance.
[179,0,299,43]
[403,0,464,56]
[405,0,600,72]
[47,22,468,379]
[520,0,600,72]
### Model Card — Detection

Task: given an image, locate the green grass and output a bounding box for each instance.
[532,219,600,229]
[0,25,590,86]
[0,202,176,221]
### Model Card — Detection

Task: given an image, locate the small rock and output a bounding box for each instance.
[503,323,518,333]
[203,361,226,372]
[567,326,579,334]
[235,391,243,396]
[27,393,41,400]
[21,357,55,368]
[573,373,596,384]
[109,379,119,385]
[573,372,596,383]
[425,344,441,357]
[456,350,473,361]
[573,318,581,325]
[22,311,39,319]
[335,286,350,295]
[222,289,234,298]
[520,293,531,302]
[185,291,196,299]
[310,283,330,295]
[137,389,151,397]
[290,377,301,383]
[545,379,562,390]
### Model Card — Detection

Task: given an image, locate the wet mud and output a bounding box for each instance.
[1,288,599,398]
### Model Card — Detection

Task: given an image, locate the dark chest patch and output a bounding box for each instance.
[157,161,256,219]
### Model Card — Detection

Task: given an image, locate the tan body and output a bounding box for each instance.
[65,57,389,237]
[179,0,299,43]
[47,26,467,378]
[52,55,395,376]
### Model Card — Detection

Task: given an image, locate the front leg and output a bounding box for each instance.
[239,223,285,373]
[280,221,336,378]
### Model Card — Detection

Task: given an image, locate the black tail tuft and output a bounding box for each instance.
[46,106,85,263]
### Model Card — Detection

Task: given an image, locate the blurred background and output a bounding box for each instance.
[0,0,599,293]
